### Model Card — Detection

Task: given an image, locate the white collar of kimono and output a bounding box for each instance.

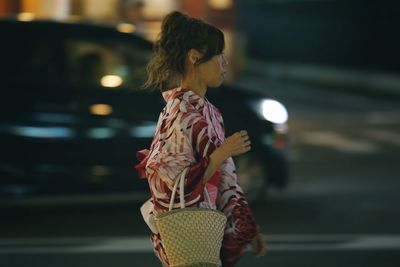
[162,87,207,110]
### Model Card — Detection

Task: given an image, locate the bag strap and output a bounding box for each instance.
[168,167,212,211]
[168,168,187,211]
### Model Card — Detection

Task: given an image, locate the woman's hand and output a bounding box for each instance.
[204,130,250,182]
[219,130,251,158]
[204,130,250,181]
[251,233,268,257]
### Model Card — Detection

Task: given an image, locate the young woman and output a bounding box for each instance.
[135,11,267,266]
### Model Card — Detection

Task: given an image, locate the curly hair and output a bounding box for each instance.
[143,11,225,91]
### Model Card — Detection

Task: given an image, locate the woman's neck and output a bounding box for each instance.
[181,74,207,98]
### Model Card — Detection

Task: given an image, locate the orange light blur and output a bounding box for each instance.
[90,104,113,116]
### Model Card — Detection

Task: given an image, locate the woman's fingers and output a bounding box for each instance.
[233,130,247,137]
[252,233,268,257]
[235,131,249,141]
[256,237,268,257]
[238,131,251,153]
[236,144,251,155]
[225,130,251,156]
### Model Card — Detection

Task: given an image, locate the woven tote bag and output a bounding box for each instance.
[155,168,227,267]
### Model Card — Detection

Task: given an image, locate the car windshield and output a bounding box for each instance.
[0,25,151,91]
[65,38,151,91]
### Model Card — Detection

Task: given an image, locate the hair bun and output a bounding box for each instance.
[159,11,193,53]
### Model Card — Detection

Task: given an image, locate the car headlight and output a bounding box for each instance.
[253,99,288,124]
[261,99,288,124]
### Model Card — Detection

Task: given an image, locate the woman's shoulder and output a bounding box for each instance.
[205,99,224,123]
[163,87,204,114]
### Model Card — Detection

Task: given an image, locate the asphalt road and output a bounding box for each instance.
[1,77,400,267]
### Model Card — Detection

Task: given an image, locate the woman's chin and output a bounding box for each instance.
[209,84,222,89]
[208,79,224,88]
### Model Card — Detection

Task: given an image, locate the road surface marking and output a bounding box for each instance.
[300,131,380,153]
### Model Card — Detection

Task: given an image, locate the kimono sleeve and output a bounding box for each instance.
[183,112,221,197]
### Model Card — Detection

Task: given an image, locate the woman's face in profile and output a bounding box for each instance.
[198,53,228,88]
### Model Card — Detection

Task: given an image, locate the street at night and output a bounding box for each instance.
[1,1,399,266]
[1,76,399,266]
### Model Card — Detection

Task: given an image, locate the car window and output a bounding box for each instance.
[65,38,150,90]
[0,32,61,87]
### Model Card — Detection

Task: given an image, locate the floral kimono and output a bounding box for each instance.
[135,87,259,267]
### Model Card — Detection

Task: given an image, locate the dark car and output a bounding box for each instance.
[0,20,288,205]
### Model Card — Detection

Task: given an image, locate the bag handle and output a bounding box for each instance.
[168,168,212,211]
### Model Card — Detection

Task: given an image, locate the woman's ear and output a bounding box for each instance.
[188,49,201,65]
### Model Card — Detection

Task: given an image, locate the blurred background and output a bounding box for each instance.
[1,0,399,266]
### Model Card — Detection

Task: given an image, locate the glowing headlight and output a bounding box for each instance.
[260,99,288,124]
